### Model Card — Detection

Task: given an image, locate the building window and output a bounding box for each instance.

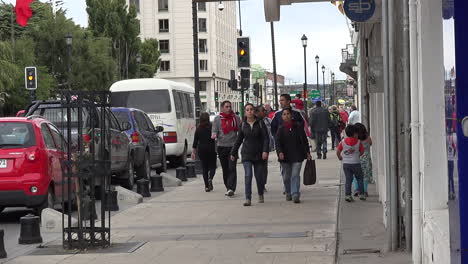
[129,0,140,12]
[158,0,168,11]
[200,60,208,71]
[200,81,207,91]
[198,2,206,11]
[159,19,169,33]
[160,61,170,72]
[160,40,169,53]
[198,18,207,32]
[199,39,208,53]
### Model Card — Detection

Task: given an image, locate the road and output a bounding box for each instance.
[0,167,183,261]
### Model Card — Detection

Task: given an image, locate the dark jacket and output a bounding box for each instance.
[271,108,305,138]
[309,106,332,133]
[231,118,269,162]
[193,125,216,154]
[276,122,310,163]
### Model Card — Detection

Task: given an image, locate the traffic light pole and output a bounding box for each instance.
[192,1,201,123]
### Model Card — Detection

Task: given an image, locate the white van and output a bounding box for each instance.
[110,79,195,167]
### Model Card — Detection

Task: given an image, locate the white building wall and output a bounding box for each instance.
[132,0,239,112]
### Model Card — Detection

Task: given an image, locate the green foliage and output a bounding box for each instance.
[139,38,160,78]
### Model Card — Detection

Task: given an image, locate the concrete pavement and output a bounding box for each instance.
[5,155,341,264]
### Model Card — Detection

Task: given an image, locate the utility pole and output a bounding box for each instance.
[271,22,279,110]
[192,1,201,123]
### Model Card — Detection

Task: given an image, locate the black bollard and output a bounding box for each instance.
[186,164,196,178]
[175,167,187,182]
[18,214,42,244]
[0,230,6,258]
[103,190,119,211]
[150,175,164,192]
[137,179,151,197]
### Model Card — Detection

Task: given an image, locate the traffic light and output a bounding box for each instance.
[214,92,219,102]
[253,83,260,97]
[25,67,37,90]
[237,37,250,68]
[228,79,238,90]
[240,69,250,89]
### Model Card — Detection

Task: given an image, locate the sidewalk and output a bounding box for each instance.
[336,167,412,263]
[5,156,341,264]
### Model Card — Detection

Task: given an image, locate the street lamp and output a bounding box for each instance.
[331,72,335,105]
[315,55,320,102]
[65,33,73,90]
[301,34,308,112]
[321,65,326,104]
[212,72,216,111]
[136,53,142,78]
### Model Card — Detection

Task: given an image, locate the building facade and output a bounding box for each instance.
[130,0,241,112]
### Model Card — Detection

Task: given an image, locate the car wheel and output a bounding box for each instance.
[122,159,135,190]
[155,148,167,174]
[171,144,187,168]
[136,152,151,180]
[36,187,54,215]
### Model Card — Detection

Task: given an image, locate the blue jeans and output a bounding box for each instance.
[243,161,265,200]
[281,162,303,198]
[343,163,364,196]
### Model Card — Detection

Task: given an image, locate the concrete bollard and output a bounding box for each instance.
[176,167,187,182]
[136,179,151,197]
[103,190,119,211]
[160,173,182,187]
[115,186,143,204]
[41,208,78,233]
[150,175,164,192]
[18,214,43,244]
[186,164,196,178]
[0,230,6,258]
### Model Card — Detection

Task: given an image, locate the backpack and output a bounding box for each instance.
[330,112,341,128]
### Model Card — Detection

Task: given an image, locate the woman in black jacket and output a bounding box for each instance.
[231,103,269,206]
[276,107,311,203]
[192,112,217,192]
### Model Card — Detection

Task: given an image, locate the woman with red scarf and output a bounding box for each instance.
[276,108,311,203]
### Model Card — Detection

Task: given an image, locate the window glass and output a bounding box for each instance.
[160,61,170,71]
[197,2,206,11]
[158,0,168,11]
[200,81,207,91]
[172,91,182,119]
[41,124,56,149]
[129,0,140,12]
[143,114,156,131]
[159,19,169,33]
[49,124,67,152]
[160,40,169,53]
[0,122,36,148]
[111,90,172,113]
[199,39,208,53]
[135,112,150,131]
[198,18,207,32]
[185,94,194,118]
[108,111,121,130]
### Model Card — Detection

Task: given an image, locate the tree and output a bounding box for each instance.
[139,38,160,78]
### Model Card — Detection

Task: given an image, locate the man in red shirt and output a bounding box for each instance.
[339,106,349,133]
[291,94,304,111]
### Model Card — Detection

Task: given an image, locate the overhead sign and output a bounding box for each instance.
[343,0,376,22]
[310,90,320,99]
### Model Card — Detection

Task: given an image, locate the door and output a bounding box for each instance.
[454,1,468,262]
[40,123,61,202]
[48,124,71,202]
[134,111,160,165]
[144,113,163,164]
[108,110,128,171]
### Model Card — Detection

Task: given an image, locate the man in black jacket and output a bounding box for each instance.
[309,101,332,159]
[271,94,306,138]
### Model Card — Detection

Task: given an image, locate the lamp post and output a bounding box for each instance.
[65,33,73,91]
[212,72,216,111]
[321,65,326,104]
[315,55,320,102]
[331,72,335,105]
[136,53,142,78]
[301,34,308,112]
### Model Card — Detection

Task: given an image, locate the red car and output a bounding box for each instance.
[0,116,73,214]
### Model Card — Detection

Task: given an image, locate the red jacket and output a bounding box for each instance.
[340,111,349,124]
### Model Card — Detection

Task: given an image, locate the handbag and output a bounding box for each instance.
[303,159,317,185]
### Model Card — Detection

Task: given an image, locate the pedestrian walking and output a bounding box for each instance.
[447,132,457,200]
[291,94,305,112]
[265,104,276,120]
[348,105,361,125]
[276,108,311,203]
[212,100,241,197]
[231,104,269,206]
[256,105,275,191]
[309,101,332,159]
[192,112,217,192]
[336,125,366,202]
[352,123,373,197]
[271,94,309,138]
[329,105,342,150]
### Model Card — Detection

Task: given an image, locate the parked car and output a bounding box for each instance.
[25,100,135,189]
[112,108,167,179]
[0,116,74,214]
